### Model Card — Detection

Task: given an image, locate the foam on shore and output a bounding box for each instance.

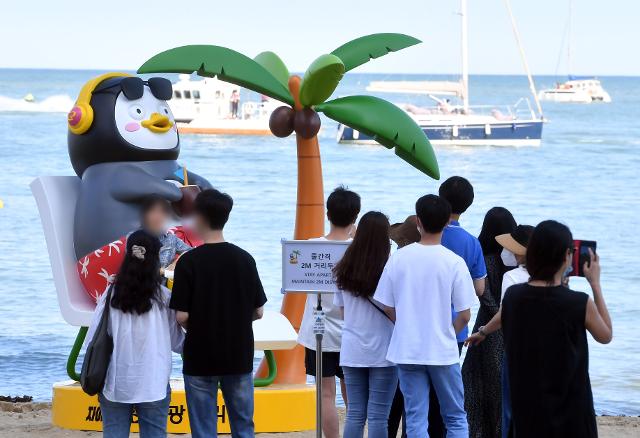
[0,95,73,113]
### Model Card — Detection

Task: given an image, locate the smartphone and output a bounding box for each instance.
[570,240,597,277]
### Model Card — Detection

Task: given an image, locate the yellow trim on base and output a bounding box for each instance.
[51,380,315,433]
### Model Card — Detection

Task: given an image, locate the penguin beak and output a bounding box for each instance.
[141,113,174,133]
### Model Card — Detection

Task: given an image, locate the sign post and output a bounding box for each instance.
[281,239,350,438]
[313,294,324,438]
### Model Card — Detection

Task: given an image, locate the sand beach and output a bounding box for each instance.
[1,402,638,438]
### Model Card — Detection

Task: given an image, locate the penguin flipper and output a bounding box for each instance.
[186,171,213,190]
[110,165,182,202]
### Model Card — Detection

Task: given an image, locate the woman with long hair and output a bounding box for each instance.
[86,230,184,438]
[462,207,516,438]
[498,220,611,437]
[333,211,396,438]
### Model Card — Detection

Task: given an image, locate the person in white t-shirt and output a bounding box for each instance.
[86,230,184,438]
[333,211,396,438]
[297,186,360,438]
[374,194,476,438]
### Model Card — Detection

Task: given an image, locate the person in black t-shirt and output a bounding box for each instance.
[170,189,267,438]
[469,220,612,438]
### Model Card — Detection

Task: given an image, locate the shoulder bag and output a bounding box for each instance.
[80,284,114,396]
[367,297,394,323]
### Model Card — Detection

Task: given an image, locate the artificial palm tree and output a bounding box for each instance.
[138,33,440,384]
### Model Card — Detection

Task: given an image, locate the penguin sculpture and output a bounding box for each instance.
[68,72,212,260]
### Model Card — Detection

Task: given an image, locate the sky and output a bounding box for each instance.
[2,0,638,76]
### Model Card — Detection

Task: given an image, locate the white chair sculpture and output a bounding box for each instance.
[31,176,297,383]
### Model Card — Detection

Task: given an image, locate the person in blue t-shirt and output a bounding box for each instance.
[421,176,486,438]
[439,176,486,349]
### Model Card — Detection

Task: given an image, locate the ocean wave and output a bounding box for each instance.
[0,94,73,113]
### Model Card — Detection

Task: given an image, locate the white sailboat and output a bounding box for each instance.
[338,0,545,147]
[539,0,612,104]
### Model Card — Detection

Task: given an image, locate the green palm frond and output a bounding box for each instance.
[253,51,290,90]
[316,96,439,179]
[299,54,345,107]
[138,45,293,105]
[331,33,421,72]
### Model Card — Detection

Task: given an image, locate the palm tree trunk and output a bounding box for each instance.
[257,75,325,384]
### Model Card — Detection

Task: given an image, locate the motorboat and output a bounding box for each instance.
[169,74,279,135]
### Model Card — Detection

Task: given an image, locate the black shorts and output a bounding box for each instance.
[304,348,344,379]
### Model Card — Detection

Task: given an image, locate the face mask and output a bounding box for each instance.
[501,248,518,267]
[563,265,573,278]
[182,217,195,229]
[563,254,573,278]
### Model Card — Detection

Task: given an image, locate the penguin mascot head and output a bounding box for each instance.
[67,72,179,176]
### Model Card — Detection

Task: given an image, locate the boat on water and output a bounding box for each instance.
[338,0,545,147]
[539,77,611,103]
[168,74,278,135]
[538,0,611,104]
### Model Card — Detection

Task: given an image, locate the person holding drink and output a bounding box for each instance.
[139,194,192,277]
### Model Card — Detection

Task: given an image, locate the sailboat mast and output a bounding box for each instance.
[503,0,544,118]
[461,0,470,112]
[567,0,573,76]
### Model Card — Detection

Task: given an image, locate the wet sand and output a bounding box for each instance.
[1,402,638,437]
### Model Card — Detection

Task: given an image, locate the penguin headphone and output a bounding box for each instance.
[67,72,131,135]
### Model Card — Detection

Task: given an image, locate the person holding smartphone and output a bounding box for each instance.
[469,220,612,438]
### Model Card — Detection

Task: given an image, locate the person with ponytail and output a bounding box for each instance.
[333,211,396,438]
[86,229,184,438]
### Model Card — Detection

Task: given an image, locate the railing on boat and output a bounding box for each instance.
[407,97,539,122]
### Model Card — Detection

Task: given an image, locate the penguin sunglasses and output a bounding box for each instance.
[93,77,173,101]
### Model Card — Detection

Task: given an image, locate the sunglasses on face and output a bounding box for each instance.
[94,77,173,101]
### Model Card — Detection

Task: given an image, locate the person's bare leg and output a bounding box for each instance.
[340,377,348,407]
[322,376,339,438]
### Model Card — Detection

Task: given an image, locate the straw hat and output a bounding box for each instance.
[495,225,534,256]
[390,215,421,248]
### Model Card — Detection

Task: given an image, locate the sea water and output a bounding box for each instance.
[0,69,638,415]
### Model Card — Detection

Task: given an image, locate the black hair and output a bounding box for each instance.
[110,230,162,314]
[140,194,171,219]
[415,194,451,233]
[334,212,390,298]
[526,220,574,283]
[326,185,361,227]
[478,207,517,255]
[438,176,474,214]
[194,189,234,230]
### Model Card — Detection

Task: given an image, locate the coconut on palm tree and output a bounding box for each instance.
[138,33,440,384]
